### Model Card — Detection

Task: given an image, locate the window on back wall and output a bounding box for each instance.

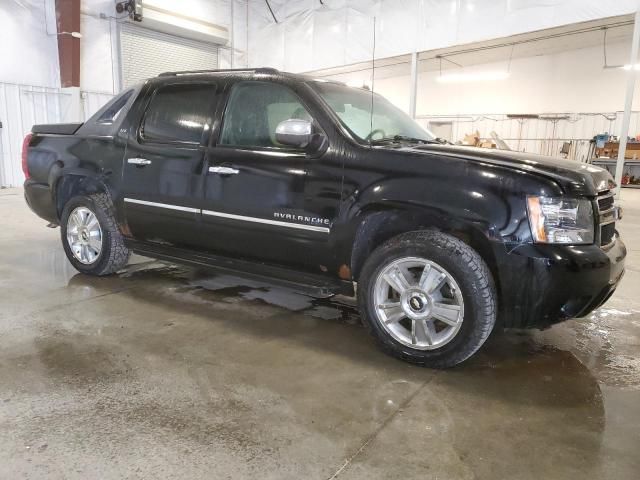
[141,83,217,144]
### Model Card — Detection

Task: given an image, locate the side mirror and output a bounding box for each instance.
[275,119,313,148]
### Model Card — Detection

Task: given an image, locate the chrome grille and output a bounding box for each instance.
[597,190,616,248]
[598,194,614,212]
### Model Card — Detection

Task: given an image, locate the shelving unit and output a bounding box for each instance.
[591,158,640,188]
[595,141,640,159]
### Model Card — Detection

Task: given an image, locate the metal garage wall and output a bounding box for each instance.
[120,24,219,89]
[0,83,71,188]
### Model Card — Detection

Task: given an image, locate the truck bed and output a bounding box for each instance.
[31,123,83,135]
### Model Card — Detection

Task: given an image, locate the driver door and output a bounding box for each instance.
[200,80,333,270]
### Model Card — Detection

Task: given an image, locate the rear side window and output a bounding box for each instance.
[96,90,133,124]
[141,83,217,144]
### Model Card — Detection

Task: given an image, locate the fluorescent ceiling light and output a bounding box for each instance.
[436,71,510,83]
[621,64,640,71]
[346,80,371,88]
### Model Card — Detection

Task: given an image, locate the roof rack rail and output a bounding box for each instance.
[158,67,280,77]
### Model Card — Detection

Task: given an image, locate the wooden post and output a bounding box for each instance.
[55,0,81,88]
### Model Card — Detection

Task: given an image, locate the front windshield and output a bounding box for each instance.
[311,81,435,143]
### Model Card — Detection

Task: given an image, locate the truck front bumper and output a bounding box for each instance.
[494,235,626,329]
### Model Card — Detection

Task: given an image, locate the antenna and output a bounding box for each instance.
[369,16,376,148]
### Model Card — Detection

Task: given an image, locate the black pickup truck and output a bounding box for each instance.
[23,68,625,367]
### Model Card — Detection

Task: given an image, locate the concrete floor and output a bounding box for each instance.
[1,188,639,480]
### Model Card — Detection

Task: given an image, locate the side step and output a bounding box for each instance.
[124,239,354,298]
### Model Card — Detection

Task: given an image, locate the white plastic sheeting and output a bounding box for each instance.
[0,0,59,87]
[247,0,639,72]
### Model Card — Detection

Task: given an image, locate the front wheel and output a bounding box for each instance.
[358,230,496,368]
[60,193,130,275]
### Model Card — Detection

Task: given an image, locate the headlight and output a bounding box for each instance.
[526,196,594,244]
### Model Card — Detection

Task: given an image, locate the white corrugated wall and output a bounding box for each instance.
[81,91,115,120]
[0,83,72,188]
[0,85,115,188]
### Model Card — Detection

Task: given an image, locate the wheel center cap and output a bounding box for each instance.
[401,290,431,319]
[80,230,89,242]
[409,296,424,311]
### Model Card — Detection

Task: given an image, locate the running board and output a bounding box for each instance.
[124,239,354,298]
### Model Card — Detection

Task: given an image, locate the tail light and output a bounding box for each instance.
[21,133,32,179]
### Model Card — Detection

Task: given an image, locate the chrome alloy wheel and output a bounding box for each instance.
[373,257,464,350]
[66,207,103,265]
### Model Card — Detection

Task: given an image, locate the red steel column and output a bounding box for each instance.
[55,0,81,87]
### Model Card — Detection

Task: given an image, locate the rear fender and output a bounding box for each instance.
[53,168,113,219]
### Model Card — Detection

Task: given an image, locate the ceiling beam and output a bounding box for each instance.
[264,0,278,24]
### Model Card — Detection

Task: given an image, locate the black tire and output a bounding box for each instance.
[60,193,130,275]
[358,230,496,368]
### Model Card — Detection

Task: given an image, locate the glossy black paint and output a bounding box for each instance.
[119,79,218,244]
[23,69,626,328]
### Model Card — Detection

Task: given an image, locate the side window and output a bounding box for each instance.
[219,81,313,149]
[141,83,216,144]
[96,90,133,124]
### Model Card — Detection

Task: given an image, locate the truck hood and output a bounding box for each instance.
[398,144,615,196]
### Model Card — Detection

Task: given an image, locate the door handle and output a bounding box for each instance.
[209,166,239,175]
[128,157,152,166]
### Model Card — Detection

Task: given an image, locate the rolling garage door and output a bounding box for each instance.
[120,23,219,89]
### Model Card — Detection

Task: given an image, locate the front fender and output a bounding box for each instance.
[344,201,503,282]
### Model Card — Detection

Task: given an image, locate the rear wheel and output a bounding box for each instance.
[60,193,130,275]
[358,230,496,368]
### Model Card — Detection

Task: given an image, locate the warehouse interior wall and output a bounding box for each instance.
[3,0,640,185]
[307,37,640,161]
[0,0,249,187]
[326,40,639,115]
[1,0,248,94]
[3,0,637,92]
[79,0,249,94]
[0,0,59,87]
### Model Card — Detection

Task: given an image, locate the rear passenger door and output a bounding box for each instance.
[121,81,218,246]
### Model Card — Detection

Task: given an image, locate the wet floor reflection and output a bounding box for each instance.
[5,189,640,478]
[60,261,631,391]
[62,261,630,478]
[2,252,639,478]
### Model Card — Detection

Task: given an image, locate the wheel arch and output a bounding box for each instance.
[53,170,111,220]
[349,204,501,295]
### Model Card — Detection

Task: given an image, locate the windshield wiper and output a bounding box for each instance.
[369,135,442,145]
